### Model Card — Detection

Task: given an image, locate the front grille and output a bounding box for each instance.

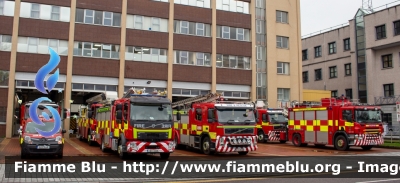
[137,132,168,142]
[224,128,254,135]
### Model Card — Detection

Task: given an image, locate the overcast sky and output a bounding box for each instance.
[300,0,400,36]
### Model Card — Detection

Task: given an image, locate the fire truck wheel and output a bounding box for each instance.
[101,136,107,152]
[361,145,373,150]
[202,136,213,155]
[160,153,170,159]
[334,135,349,151]
[257,130,266,143]
[292,133,302,147]
[238,152,248,155]
[20,150,27,159]
[118,145,128,159]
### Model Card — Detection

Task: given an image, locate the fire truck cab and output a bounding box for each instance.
[16,101,67,158]
[94,88,174,159]
[173,93,258,155]
[288,97,384,151]
[256,101,289,143]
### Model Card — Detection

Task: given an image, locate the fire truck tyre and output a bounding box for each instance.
[101,136,107,152]
[238,151,248,155]
[57,152,63,159]
[257,130,265,143]
[334,135,349,151]
[202,136,213,155]
[361,145,373,150]
[88,131,93,146]
[292,134,302,147]
[21,150,27,159]
[160,153,170,159]
[279,140,287,143]
[118,145,128,159]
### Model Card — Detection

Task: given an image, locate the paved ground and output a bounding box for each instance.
[1,137,400,182]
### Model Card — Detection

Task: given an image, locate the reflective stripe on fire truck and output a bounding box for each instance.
[113,122,129,137]
[174,122,217,140]
[257,122,269,128]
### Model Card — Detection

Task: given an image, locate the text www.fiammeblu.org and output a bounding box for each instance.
[123,161,342,175]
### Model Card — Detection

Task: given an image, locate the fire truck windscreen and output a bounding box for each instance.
[24,122,60,134]
[216,108,256,123]
[268,113,287,123]
[25,105,58,119]
[354,110,382,123]
[130,104,173,122]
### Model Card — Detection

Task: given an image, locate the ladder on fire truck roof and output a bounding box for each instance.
[86,91,118,105]
[122,87,167,98]
[291,100,322,108]
[172,92,222,108]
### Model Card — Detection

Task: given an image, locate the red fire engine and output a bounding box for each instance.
[92,88,175,159]
[76,92,116,146]
[173,93,258,155]
[255,101,289,143]
[16,101,67,158]
[287,97,384,150]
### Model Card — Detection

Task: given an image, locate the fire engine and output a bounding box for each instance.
[287,97,384,151]
[16,101,67,158]
[92,88,175,159]
[173,93,258,155]
[255,101,289,143]
[76,92,116,146]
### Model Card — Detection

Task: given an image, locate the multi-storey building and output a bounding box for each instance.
[0,0,302,138]
[302,3,400,130]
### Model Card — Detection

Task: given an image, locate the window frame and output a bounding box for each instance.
[277,62,290,75]
[51,6,60,21]
[314,68,322,81]
[276,10,288,23]
[344,63,351,76]
[343,38,350,51]
[328,42,336,54]
[134,15,143,29]
[376,24,386,40]
[302,71,308,83]
[30,3,40,18]
[383,84,394,97]
[345,88,352,99]
[314,46,321,58]
[382,54,393,68]
[302,49,308,61]
[394,20,400,36]
[103,11,113,26]
[276,36,288,49]
[329,66,337,78]
[331,90,338,98]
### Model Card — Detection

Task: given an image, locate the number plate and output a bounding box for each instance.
[370,142,376,145]
[37,145,50,149]
[147,149,158,153]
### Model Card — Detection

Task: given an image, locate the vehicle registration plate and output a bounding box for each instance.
[147,149,158,153]
[37,145,50,149]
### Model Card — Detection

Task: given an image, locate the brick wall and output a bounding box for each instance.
[22,0,72,7]
[16,53,68,74]
[127,0,169,18]
[0,16,13,35]
[19,18,70,40]
[0,88,8,137]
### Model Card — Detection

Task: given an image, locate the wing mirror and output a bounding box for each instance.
[116,110,122,120]
[176,112,181,121]
[262,113,267,121]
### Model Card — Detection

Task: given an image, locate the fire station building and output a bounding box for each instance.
[301,3,400,133]
[0,0,302,138]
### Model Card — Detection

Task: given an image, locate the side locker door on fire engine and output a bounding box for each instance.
[179,108,190,145]
[315,110,329,144]
[304,110,315,143]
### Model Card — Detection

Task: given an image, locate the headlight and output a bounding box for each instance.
[56,136,62,144]
[233,139,237,144]
[24,136,32,144]
[238,139,242,144]
[130,142,137,149]
[247,139,251,144]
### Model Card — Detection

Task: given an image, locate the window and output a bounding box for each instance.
[331,90,338,98]
[174,50,211,66]
[175,0,211,9]
[174,20,211,37]
[302,71,308,83]
[277,88,290,101]
[344,38,350,51]
[376,25,386,39]
[217,25,250,41]
[134,15,143,29]
[302,49,308,61]
[152,17,160,31]
[256,46,263,60]
[384,84,394,97]
[31,3,40,18]
[328,42,336,54]
[0,34,12,51]
[127,15,167,32]
[76,8,121,27]
[276,11,288,23]
[216,0,249,14]
[276,36,288,49]
[196,23,204,36]
[51,6,60,20]
[277,62,289,75]
[394,21,400,36]
[345,63,351,76]
[256,20,263,33]
[345,89,352,99]
[257,73,266,87]
[0,0,4,15]
[315,69,322,81]
[382,54,392,68]
[73,42,120,59]
[126,46,167,63]
[314,46,321,57]
[216,54,250,70]
[0,70,9,86]
[329,66,337,78]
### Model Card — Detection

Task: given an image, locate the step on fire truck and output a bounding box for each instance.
[255,101,289,143]
[173,93,258,155]
[287,97,384,151]
[76,92,117,146]
[94,88,175,159]
[16,101,67,158]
